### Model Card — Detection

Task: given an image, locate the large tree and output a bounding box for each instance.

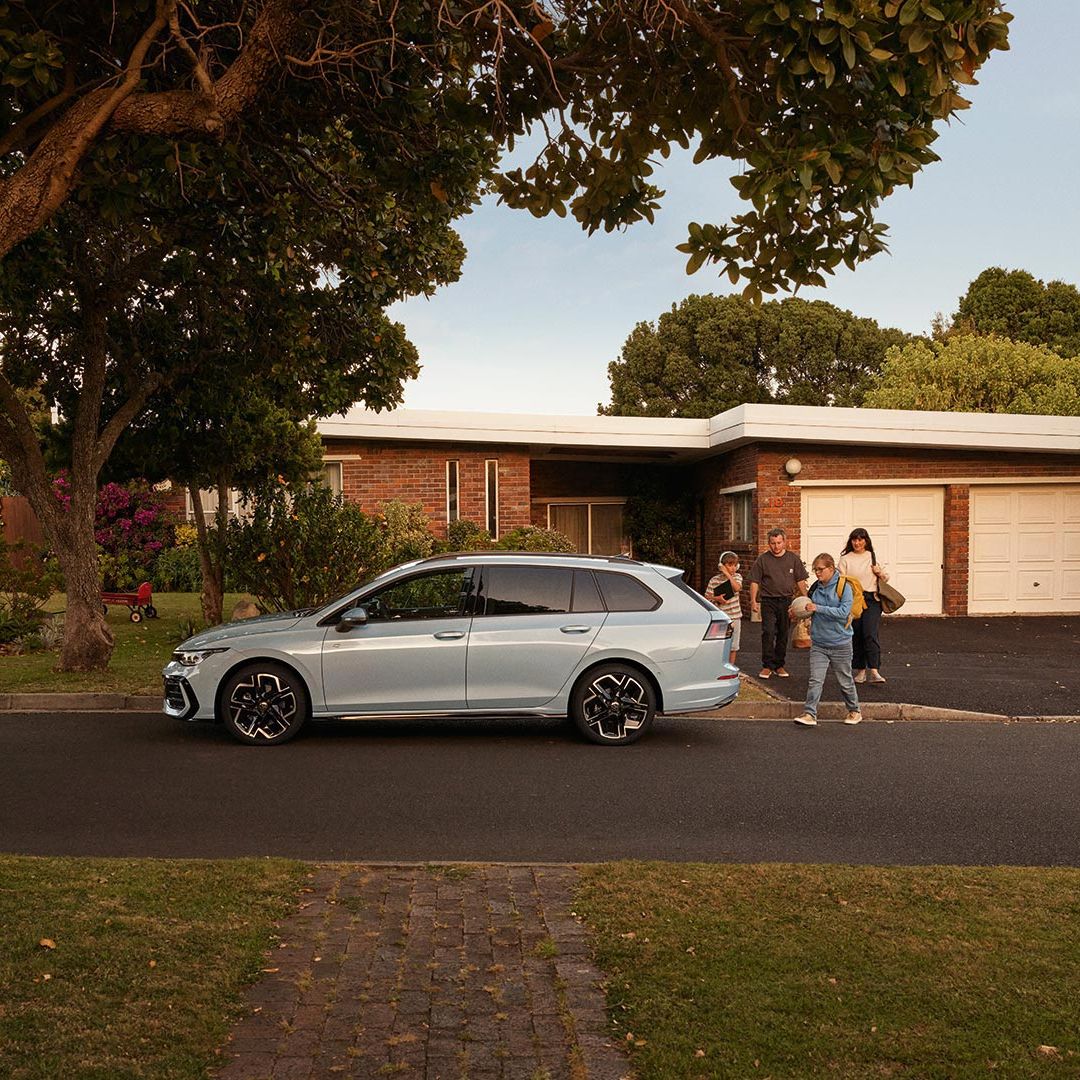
[0,1,1011,291]
[950,268,1080,358]
[864,335,1080,415]
[601,294,910,417]
[0,63,485,669]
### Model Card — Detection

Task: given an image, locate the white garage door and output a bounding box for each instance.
[969,485,1080,614]
[801,487,944,615]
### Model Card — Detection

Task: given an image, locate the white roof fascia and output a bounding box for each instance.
[318,404,1080,456]
[318,408,710,451]
[707,403,1080,455]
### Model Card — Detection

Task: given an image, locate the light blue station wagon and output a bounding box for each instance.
[163,552,739,745]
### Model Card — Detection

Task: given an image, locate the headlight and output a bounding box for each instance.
[172,647,229,667]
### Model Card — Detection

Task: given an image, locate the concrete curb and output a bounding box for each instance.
[0,691,1075,723]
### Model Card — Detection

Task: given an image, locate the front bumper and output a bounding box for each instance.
[163,673,200,721]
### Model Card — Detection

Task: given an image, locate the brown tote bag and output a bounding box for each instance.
[876,580,906,615]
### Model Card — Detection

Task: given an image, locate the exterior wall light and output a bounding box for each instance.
[784,458,803,477]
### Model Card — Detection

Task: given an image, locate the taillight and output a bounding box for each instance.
[703,619,734,640]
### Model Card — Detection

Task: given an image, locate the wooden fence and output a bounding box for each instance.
[0,496,45,568]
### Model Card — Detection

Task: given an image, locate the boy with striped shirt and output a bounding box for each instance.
[705,551,744,667]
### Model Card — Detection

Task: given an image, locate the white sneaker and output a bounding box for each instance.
[794,713,817,727]
[844,711,862,725]
[853,670,867,684]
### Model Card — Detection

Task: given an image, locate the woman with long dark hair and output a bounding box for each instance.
[838,527,889,684]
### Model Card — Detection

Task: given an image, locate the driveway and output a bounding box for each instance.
[740,615,1080,715]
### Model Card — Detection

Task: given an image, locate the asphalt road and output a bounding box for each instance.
[3,712,1079,866]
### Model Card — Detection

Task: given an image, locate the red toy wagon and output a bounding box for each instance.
[101,581,158,622]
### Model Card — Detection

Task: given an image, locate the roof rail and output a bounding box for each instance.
[418,550,644,565]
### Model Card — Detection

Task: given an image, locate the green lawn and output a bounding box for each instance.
[0,593,254,695]
[577,862,1080,1079]
[0,856,305,1080]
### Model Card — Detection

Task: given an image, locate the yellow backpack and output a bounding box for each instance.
[811,575,866,627]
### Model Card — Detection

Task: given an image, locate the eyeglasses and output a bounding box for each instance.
[812,565,832,573]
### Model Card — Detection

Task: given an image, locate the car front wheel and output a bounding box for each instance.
[220,662,308,745]
[570,664,655,745]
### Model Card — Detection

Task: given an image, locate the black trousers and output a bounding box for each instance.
[852,593,883,670]
[760,596,791,670]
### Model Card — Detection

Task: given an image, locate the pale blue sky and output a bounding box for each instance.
[391,0,1077,416]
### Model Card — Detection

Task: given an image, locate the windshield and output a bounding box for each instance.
[307,561,425,616]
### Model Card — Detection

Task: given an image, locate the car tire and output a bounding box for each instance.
[570,663,656,746]
[219,661,309,746]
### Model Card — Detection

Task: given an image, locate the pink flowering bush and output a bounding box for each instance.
[52,473,176,590]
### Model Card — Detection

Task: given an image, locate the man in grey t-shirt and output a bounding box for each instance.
[747,527,809,678]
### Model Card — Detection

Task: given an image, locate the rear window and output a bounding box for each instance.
[595,570,661,612]
[571,570,605,612]
[668,574,715,611]
[479,566,573,616]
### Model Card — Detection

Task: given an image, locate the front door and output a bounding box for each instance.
[321,567,473,713]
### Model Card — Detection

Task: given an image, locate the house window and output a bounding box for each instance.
[321,461,343,497]
[186,487,241,524]
[547,502,626,556]
[446,460,460,524]
[485,459,499,537]
[730,491,753,543]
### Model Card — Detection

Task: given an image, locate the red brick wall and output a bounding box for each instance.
[322,441,531,539]
[693,446,758,586]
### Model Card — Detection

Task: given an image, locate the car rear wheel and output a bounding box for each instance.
[570,664,655,745]
[220,662,308,745]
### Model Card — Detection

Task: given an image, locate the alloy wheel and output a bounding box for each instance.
[228,671,299,741]
[581,672,650,742]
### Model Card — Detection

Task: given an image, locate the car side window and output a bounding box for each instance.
[478,566,573,616]
[595,570,661,612]
[364,569,471,622]
[571,570,605,613]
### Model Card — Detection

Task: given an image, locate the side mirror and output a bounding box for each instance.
[336,605,368,631]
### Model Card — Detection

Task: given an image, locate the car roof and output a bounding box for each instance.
[416,551,647,569]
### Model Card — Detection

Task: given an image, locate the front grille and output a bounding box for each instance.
[165,677,187,710]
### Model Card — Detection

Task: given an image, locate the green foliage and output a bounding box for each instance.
[375,500,443,564]
[864,335,1080,415]
[226,483,385,612]
[446,519,495,551]
[0,1,1009,296]
[153,546,203,594]
[951,267,1080,358]
[495,526,575,553]
[602,294,910,417]
[623,476,698,577]
[0,538,62,640]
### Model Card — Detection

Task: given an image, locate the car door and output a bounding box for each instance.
[466,566,605,709]
[320,567,473,713]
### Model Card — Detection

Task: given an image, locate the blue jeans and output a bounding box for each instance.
[805,639,860,718]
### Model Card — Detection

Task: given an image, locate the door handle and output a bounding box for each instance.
[433,630,466,640]
[559,625,592,634]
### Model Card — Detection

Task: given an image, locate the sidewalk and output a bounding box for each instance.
[215,864,633,1080]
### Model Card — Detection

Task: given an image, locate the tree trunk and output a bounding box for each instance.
[54,503,114,672]
[191,487,225,626]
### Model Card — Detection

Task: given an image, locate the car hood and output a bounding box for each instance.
[180,611,307,649]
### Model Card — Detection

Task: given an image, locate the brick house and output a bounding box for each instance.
[312,403,1080,617]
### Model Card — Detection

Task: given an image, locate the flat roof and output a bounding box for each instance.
[318,403,1080,457]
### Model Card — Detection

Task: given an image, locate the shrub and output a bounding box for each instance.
[51,475,177,590]
[376,500,445,564]
[227,483,383,611]
[0,538,62,642]
[495,525,575,552]
[153,545,203,593]
[447,519,494,551]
